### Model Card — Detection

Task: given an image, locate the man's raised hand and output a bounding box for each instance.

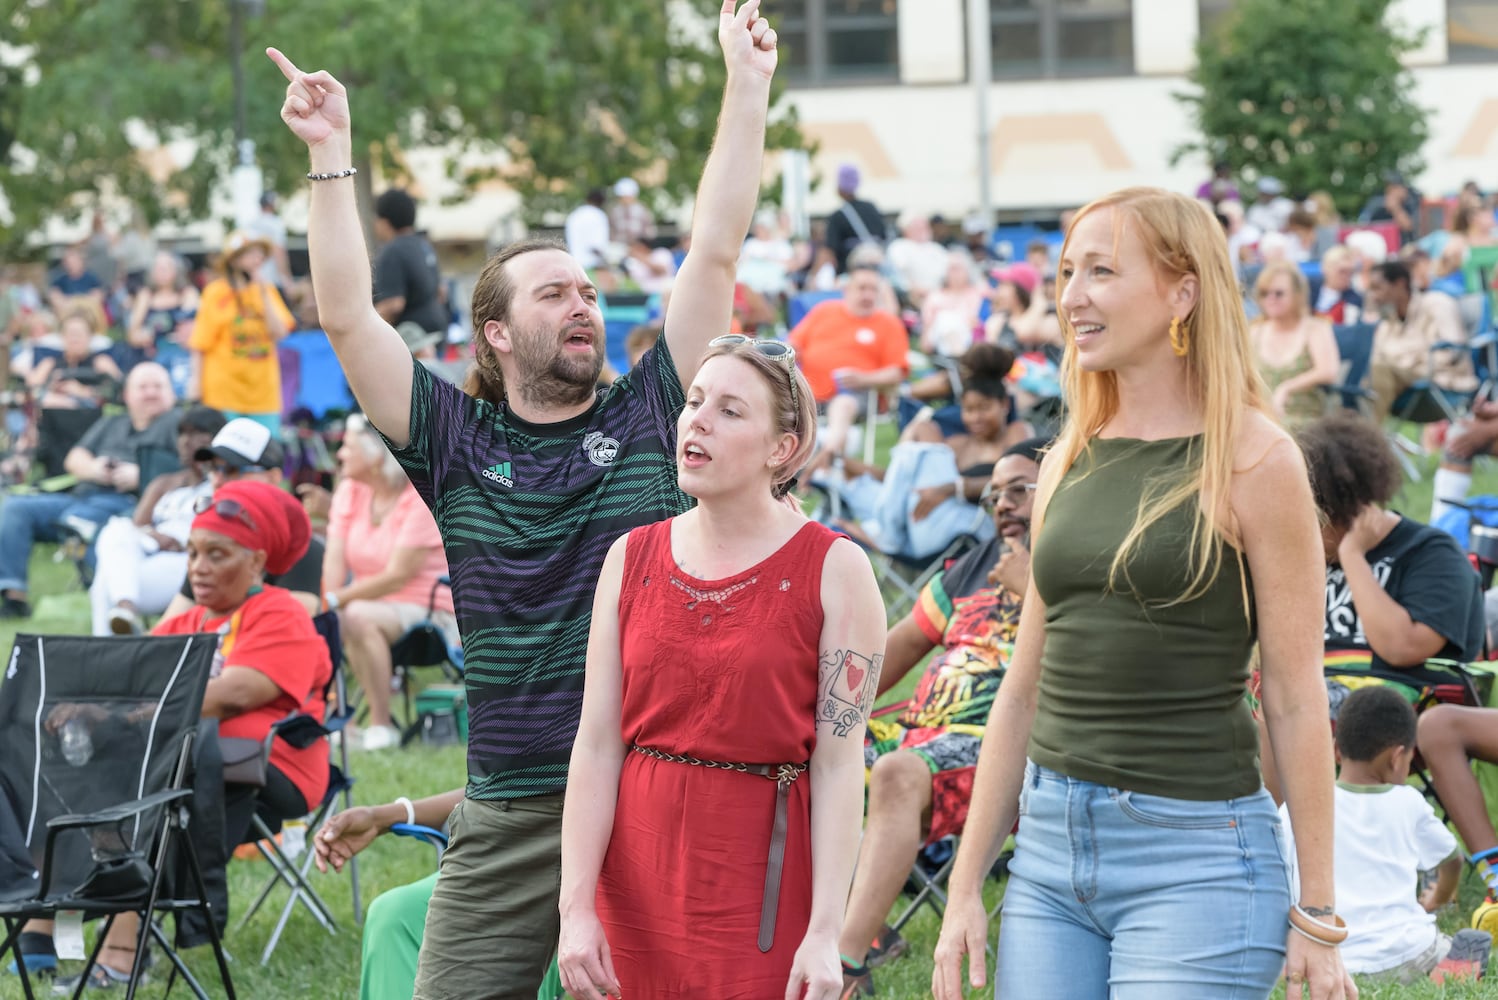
[719,0,778,83]
[267,47,350,149]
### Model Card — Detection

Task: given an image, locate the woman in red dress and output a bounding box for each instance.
[558,329,887,999]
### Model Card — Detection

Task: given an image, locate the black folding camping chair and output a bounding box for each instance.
[0,632,230,1000]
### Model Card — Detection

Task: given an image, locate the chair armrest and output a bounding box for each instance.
[390,822,449,850]
[45,787,192,833]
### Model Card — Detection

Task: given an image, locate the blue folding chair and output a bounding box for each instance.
[788,290,841,330]
[1326,322,1377,413]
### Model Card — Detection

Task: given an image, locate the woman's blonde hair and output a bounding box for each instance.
[344,413,408,490]
[696,340,816,498]
[1252,259,1309,319]
[1043,187,1268,606]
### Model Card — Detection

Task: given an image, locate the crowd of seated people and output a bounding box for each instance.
[11,159,1498,996]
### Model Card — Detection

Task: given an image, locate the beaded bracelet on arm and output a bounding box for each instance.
[307,167,358,181]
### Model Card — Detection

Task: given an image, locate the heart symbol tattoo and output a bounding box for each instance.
[844,653,865,691]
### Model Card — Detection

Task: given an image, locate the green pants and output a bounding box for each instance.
[360,872,565,1000]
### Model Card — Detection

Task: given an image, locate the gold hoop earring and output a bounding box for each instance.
[1169,316,1189,358]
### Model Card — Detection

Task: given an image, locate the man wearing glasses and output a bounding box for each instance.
[837,436,1047,997]
[158,417,325,620]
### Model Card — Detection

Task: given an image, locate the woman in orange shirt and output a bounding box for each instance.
[189,231,293,432]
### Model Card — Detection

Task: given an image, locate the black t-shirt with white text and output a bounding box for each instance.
[1324,515,1484,670]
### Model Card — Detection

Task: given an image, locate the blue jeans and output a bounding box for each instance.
[0,490,135,592]
[997,761,1290,999]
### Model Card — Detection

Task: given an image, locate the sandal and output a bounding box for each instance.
[51,945,152,993]
[5,931,57,977]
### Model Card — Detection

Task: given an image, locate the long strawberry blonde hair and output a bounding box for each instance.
[1040,187,1270,607]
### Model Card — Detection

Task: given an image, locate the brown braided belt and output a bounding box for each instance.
[630,745,807,953]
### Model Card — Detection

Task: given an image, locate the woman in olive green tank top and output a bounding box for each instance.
[1248,260,1340,427]
[931,189,1354,1000]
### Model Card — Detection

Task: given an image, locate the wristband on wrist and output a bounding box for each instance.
[307,167,358,181]
[1289,904,1348,946]
[393,795,415,826]
[324,591,340,613]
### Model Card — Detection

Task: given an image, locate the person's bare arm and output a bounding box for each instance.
[878,613,937,696]
[63,446,110,484]
[375,297,405,324]
[1237,430,1351,998]
[662,1,777,390]
[1337,506,1449,666]
[328,545,430,605]
[201,665,281,720]
[269,48,416,447]
[126,292,153,348]
[315,787,465,874]
[1421,853,1462,912]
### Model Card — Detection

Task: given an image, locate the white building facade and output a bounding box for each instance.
[765,0,1498,220]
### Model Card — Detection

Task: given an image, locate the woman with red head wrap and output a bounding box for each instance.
[155,478,331,844]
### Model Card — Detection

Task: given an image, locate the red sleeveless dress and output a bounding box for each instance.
[596,517,837,997]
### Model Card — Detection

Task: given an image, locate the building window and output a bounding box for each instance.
[991,0,1134,79]
[1198,0,1235,41]
[1450,1,1498,63]
[762,0,900,86]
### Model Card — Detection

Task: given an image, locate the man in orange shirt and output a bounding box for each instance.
[789,264,909,459]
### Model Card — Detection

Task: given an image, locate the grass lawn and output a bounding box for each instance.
[1,430,1497,997]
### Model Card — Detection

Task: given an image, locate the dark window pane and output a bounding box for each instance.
[1058,15,1133,73]
[825,26,899,77]
[1450,1,1498,63]
[777,28,812,81]
[992,20,1043,78]
[826,0,897,15]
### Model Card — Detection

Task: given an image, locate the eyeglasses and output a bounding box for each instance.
[707,334,799,410]
[205,461,267,479]
[192,496,258,531]
[979,482,1037,514]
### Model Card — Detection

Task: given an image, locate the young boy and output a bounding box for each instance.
[1282,686,1490,983]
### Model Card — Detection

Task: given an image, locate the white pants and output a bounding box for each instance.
[89,517,189,635]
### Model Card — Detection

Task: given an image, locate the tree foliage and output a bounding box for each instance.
[0,0,805,254]
[1175,0,1429,216]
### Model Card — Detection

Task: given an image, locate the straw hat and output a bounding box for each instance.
[218,230,274,271]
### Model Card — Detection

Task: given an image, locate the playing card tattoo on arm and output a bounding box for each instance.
[817,649,883,738]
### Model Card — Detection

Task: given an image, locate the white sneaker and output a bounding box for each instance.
[108,606,142,635]
[359,725,402,751]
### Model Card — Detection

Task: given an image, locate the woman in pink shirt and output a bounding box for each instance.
[322,414,456,750]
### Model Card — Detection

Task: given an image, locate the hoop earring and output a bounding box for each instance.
[1169,316,1189,358]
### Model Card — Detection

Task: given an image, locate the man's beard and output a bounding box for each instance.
[509,319,605,410]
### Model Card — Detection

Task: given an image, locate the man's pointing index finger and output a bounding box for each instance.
[267,47,301,82]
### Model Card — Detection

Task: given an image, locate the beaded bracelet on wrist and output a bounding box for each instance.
[307,167,358,181]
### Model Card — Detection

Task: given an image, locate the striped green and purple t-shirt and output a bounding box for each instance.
[385,344,690,800]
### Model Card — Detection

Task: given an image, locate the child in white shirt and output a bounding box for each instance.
[1282,686,1489,983]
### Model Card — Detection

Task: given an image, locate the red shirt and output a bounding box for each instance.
[788,301,909,403]
[154,587,331,809]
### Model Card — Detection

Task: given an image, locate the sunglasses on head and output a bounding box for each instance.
[979,482,1037,514]
[707,334,799,410]
[192,496,258,531]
